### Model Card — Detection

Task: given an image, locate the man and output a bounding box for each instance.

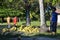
[50,7,58,35]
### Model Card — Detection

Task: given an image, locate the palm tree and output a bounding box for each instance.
[39,0,47,33]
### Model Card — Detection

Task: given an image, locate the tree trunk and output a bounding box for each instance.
[24,0,31,26]
[39,0,47,33]
[26,10,30,26]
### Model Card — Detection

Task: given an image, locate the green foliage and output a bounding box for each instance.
[8,0,13,2]
[0,0,60,21]
[0,8,23,17]
[52,0,57,6]
[44,0,50,3]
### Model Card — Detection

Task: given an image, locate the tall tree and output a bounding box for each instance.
[24,0,31,26]
[39,0,47,32]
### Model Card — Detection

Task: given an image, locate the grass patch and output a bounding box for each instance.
[0,21,50,26]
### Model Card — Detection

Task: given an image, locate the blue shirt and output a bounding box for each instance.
[51,11,58,22]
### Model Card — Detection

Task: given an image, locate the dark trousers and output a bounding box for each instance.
[50,21,57,33]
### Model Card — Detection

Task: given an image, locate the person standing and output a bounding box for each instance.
[13,16,17,27]
[50,7,58,35]
[7,16,10,28]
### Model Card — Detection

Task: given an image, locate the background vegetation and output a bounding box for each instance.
[0,0,60,22]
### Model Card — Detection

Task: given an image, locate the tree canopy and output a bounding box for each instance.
[0,0,59,20]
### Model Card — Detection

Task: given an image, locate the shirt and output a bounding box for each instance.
[13,17,17,24]
[51,11,58,22]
